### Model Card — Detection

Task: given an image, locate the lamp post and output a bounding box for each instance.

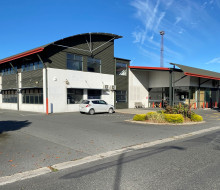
[160,31,165,68]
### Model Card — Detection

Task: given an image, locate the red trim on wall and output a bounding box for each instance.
[0,47,44,64]
[129,66,170,71]
[184,72,220,81]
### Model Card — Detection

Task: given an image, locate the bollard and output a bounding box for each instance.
[159,102,162,108]
[206,102,208,108]
[194,103,196,109]
[152,102,154,108]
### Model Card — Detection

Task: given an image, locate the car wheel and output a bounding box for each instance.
[108,108,114,114]
[89,109,95,115]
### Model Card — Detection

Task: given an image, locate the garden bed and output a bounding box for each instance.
[131,105,204,125]
[126,119,205,125]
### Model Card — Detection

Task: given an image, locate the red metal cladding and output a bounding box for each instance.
[46,98,49,115]
[129,66,170,71]
[184,72,220,81]
[0,47,44,64]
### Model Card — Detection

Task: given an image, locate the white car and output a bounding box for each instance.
[79,99,114,115]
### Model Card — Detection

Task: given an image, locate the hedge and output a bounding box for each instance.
[146,112,165,122]
[164,114,184,123]
[133,114,147,121]
[191,114,203,122]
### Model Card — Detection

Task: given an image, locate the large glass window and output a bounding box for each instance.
[67,53,83,71]
[88,90,101,99]
[22,88,43,104]
[116,90,127,102]
[116,62,127,76]
[21,61,43,72]
[67,88,83,104]
[2,90,17,103]
[87,57,101,73]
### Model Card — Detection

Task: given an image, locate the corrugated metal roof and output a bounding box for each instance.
[171,63,220,80]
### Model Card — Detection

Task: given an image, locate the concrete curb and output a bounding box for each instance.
[0,126,220,186]
[0,167,51,186]
[125,119,206,125]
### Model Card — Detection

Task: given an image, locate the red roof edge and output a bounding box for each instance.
[0,47,44,64]
[129,66,170,71]
[185,72,220,81]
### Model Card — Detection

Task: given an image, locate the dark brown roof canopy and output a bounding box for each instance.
[0,32,122,65]
[171,63,220,80]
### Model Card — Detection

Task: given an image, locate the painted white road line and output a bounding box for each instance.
[0,126,220,186]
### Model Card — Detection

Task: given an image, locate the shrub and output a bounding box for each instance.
[191,114,203,122]
[165,105,194,118]
[146,112,165,123]
[164,114,184,123]
[157,110,165,114]
[133,114,147,121]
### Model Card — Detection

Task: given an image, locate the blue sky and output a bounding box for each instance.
[0,0,220,72]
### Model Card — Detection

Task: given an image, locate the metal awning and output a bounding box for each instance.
[129,66,170,71]
[171,63,220,80]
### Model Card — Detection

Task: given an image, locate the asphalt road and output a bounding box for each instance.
[2,129,220,190]
[0,109,220,177]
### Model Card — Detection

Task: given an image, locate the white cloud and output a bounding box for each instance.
[174,17,182,25]
[206,57,220,64]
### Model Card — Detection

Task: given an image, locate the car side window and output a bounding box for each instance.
[92,101,99,104]
[99,100,107,104]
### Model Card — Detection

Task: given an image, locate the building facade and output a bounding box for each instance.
[0,33,130,113]
[129,64,220,109]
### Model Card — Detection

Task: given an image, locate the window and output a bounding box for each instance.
[1,67,17,76]
[67,53,83,71]
[22,88,43,104]
[116,90,127,102]
[67,88,83,104]
[2,90,17,103]
[88,90,101,99]
[21,61,44,72]
[87,57,101,73]
[99,100,107,104]
[116,62,127,76]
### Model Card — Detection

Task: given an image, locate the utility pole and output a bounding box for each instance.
[160,31,165,67]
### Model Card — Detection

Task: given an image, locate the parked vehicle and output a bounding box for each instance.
[79,99,114,115]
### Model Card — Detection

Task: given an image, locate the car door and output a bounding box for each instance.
[99,100,108,112]
[91,100,101,112]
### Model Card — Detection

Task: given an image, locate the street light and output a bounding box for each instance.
[160,31,165,67]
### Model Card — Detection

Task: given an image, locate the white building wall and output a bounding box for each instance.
[47,68,114,113]
[149,71,169,88]
[129,69,149,108]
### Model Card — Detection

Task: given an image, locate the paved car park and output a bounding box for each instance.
[0,108,220,177]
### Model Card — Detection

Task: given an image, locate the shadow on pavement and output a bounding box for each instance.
[60,145,185,190]
[0,120,31,134]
